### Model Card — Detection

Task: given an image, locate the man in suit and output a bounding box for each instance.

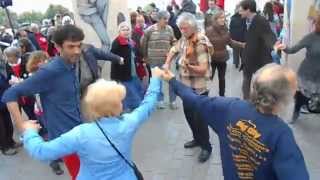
[239,0,277,100]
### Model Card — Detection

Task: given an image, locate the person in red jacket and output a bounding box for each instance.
[30,23,48,52]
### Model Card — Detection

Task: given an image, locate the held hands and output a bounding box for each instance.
[274,41,286,51]
[151,67,163,78]
[162,69,175,81]
[162,63,169,71]
[151,67,175,81]
[240,42,246,48]
[20,120,41,133]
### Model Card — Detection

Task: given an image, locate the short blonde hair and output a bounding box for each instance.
[26,51,49,73]
[82,79,126,120]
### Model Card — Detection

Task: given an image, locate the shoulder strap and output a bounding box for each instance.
[95,121,134,169]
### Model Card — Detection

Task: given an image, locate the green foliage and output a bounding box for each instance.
[0,9,5,25]
[44,4,71,19]
[17,11,44,24]
[1,4,71,27]
[0,8,19,28]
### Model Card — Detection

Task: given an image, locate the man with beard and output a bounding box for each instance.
[2,25,85,180]
[162,63,309,180]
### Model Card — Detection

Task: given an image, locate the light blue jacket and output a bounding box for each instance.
[23,78,161,180]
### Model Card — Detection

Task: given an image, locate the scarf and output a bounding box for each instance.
[185,33,198,58]
[116,35,138,78]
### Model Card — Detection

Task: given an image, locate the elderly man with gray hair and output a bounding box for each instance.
[141,10,176,109]
[163,12,213,163]
[162,63,309,180]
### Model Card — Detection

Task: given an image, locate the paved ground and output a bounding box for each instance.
[1,61,320,180]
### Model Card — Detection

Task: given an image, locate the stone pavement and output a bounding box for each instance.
[1,61,320,180]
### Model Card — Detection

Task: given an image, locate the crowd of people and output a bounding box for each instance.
[0,0,318,179]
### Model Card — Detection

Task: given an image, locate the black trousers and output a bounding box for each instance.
[182,91,212,152]
[0,107,15,151]
[21,104,36,120]
[211,61,227,96]
[232,47,243,67]
[242,71,252,100]
[294,91,309,113]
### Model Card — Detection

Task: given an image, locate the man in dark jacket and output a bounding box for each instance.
[79,44,123,95]
[238,0,276,100]
[178,0,197,15]
[229,5,246,68]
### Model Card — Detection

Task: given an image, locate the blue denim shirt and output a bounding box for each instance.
[22,78,160,180]
[2,56,82,139]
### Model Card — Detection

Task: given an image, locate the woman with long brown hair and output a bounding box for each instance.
[205,10,244,96]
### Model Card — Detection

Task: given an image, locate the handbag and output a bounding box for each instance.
[95,121,144,180]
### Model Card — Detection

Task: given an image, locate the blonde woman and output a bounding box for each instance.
[17,67,162,180]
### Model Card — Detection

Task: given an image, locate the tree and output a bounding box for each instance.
[0,8,18,28]
[44,4,71,19]
[17,10,44,24]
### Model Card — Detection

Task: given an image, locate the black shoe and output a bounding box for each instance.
[2,148,18,156]
[184,140,199,149]
[198,149,211,163]
[290,111,300,124]
[50,161,64,175]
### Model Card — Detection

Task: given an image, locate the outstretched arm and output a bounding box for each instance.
[22,122,80,161]
[89,45,123,64]
[168,77,235,132]
[3,68,53,129]
[282,34,311,54]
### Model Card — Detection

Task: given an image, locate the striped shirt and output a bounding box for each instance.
[142,24,175,66]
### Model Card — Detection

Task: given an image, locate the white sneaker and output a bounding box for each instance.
[157,101,166,109]
[170,102,178,110]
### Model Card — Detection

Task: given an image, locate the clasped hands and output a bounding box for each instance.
[151,66,175,81]
[273,41,286,51]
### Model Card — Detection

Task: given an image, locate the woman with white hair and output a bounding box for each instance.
[17,67,162,180]
[110,22,143,112]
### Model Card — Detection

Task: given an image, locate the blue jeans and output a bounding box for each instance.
[150,64,176,103]
[271,50,281,64]
[122,78,144,111]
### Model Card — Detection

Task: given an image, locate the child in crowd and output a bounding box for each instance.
[25,51,64,175]
[26,51,48,127]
